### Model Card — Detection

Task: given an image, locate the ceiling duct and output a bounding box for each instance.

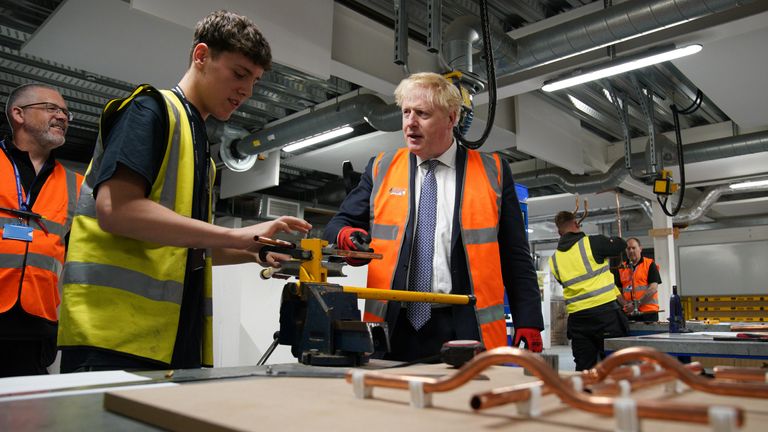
[464,0,757,79]
[228,94,400,158]
[515,130,768,195]
[673,177,768,226]
[442,16,516,74]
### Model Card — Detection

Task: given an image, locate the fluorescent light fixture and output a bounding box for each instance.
[730,179,768,190]
[526,228,534,233]
[541,44,702,92]
[282,126,355,153]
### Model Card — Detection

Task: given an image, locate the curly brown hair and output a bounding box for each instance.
[191,10,272,71]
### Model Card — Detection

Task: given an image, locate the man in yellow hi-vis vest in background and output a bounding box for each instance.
[549,210,628,371]
[58,10,311,372]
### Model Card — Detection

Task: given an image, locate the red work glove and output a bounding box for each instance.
[336,226,373,267]
[513,327,543,353]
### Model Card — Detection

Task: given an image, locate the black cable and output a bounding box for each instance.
[658,90,702,217]
[456,0,496,150]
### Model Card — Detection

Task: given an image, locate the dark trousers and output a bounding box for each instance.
[385,307,456,362]
[0,338,56,377]
[567,302,629,371]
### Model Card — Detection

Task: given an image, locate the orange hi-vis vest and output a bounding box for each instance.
[0,151,82,322]
[619,257,660,313]
[364,148,508,349]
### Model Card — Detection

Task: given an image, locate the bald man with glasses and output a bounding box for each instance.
[0,83,83,377]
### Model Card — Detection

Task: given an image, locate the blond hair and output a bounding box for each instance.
[394,72,462,121]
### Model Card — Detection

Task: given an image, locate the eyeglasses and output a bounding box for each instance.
[18,102,74,122]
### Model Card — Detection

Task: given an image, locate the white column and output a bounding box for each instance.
[650,201,677,322]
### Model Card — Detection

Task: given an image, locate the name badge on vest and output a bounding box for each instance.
[3,223,33,242]
[388,187,406,196]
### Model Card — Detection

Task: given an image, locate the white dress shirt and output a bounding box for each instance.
[412,140,457,294]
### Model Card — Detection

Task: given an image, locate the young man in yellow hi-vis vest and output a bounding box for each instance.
[324,73,543,362]
[549,211,628,371]
[58,11,311,372]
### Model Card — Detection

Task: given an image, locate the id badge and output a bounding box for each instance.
[3,223,33,242]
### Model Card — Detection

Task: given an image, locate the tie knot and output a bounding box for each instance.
[425,159,439,172]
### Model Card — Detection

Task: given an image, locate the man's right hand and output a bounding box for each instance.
[336,226,373,266]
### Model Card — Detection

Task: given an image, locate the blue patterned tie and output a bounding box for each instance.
[407,160,439,330]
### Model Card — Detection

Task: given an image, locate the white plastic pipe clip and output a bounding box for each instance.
[617,379,632,397]
[571,376,584,393]
[708,406,738,432]
[630,365,641,377]
[613,397,639,432]
[351,370,373,399]
[515,384,542,418]
[408,380,433,408]
[664,379,686,394]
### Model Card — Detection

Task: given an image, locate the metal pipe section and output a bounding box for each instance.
[492,0,756,78]
[230,94,401,157]
[673,176,768,225]
[514,130,768,195]
[442,16,515,76]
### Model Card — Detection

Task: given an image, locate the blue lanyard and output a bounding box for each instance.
[0,139,40,213]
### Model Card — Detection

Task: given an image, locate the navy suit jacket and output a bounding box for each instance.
[324,146,544,339]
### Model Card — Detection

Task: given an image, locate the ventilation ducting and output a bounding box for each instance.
[673,177,768,226]
[515,130,768,196]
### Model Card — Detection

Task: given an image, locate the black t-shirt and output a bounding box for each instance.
[65,92,209,370]
[0,143,58,340]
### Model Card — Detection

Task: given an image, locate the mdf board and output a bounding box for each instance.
[104,365,767,432]
[678,240,768,296]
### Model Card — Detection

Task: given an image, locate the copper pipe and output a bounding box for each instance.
[473,362,701,409]
[328,249,383,260]
[345,347,743,426]
[596,347,768,399]
[590,363,704,396]
[714,366,768,382]
[253,236,295,247]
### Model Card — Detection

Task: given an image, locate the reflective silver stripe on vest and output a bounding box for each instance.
[565,282,617,305]
[364,299,387,319]
[550,253,562,284]
[75,182,97,219]
[463,227,498,245]
[480,153,502,198]
[158,91,183,209]
[558,239,609,287]
[0,252,61,274]
[476,303,505,325]
[370,223,399,241]
[369,151,397,225]
[63,261,183,305]
[64,168,78,232]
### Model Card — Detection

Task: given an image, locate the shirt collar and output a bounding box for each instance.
[415,139,457,170]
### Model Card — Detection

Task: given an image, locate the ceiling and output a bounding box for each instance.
[1,0,766,240]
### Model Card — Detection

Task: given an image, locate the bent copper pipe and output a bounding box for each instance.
[714,366,768,382]
[590,363,704,396]
[474,362,703,408]
[596,347,768,399]
[345,347,743,426]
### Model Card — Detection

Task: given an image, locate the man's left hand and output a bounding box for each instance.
[513,328,543,352]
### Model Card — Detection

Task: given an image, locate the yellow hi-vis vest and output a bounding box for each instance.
[363,148,508,349]
[549,236,619,314]
[58,84,216,366]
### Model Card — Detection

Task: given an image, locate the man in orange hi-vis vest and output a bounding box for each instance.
[617,237,661,322]
[0,83,83,376]
[324,72,543,362]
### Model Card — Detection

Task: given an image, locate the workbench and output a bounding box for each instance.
[605,332,768,361]
[628,321,732,336]
[2,360,767,431]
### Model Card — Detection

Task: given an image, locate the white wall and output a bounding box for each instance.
[212,260,368,366]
